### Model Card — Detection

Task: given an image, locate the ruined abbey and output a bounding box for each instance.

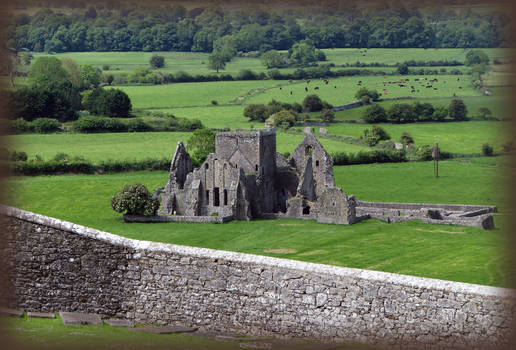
[158,128,357,224]
[124,128,496,229]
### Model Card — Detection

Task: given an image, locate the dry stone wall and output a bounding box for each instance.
[0,205,514,350]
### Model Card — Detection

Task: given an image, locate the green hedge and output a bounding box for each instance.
[331,149,407,165]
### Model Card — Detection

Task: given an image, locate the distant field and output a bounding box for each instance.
[112,80,286,108]
[329,94,510,121]
[5,131,370,163]
[322,48,515,66]
[244,75,480,106]
[4,156,510,287]
[155,105,251,129]
[323,121,506,154]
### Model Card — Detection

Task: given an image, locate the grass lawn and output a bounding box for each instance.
[4,131,371,163]
[244,75,480,106]
[152,105,252,129]
[3,157,510,287]
[323,120,507,154]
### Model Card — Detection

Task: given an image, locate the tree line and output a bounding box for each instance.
[4,1,510,54]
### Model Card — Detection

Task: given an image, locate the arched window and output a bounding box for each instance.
[205,163,209,169]
[305,146,313,157]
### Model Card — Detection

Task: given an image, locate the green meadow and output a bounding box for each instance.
[323,120,507,154]
[4,157,510,287]
[4,132,371,163]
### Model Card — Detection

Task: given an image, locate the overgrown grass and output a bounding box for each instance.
[3,157,510,287]
[322,120,507,154]
[4,131,371,164]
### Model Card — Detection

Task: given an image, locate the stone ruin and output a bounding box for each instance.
[129,128,496,229]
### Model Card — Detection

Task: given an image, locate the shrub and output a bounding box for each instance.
[361,125,390,146]
[432,106,448,121]
[482,143,494,156]
[412,102,434,120]
[72,116,127,133]
[32,118,61,133]
[362,104,387,123]
[477,107,492,120]
[111,184,159,216]
[244,104,268,122]
[465,50,489,66]
[236,69,258,80]
[11,118,34,133]
[354,87,380,102]
[320,109,335,122]
[150,54,165,68]
[211,100,218,105]
[102,64,110,70]
[397,62,409,75]
[387,104,417,123]
[266,109,297,129]
[302,94,323,112]
[416,145,433,161]
[127,118,152,132]
[400,132,414,145]
[82,88,132,118]
[177,118,203,131]
[10,151,28,162]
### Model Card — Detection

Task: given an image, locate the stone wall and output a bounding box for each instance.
[1,205,514,350]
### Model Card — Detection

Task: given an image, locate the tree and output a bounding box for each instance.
[465,49,489,66]
[477,107,492,120]
[482,143,494,156]
[82,88,132,118]
[80,64,101,89]
[412,102,434,120]
[400,132,414,145]
[61,57,82,89]
[362,104,387,123]
[244,104,268,122]
[397,62,409,75]
[449,99,467,121]
[266,109,297,129]
[289,40,325,65]
[432,106,448,121]
[355,87,379,102]
[387,103,417,123]
[302,94,323,112]
[111,184,159,216]
[320,109,335,122]
[362,125,390,146]
[208,52,226,73]
[187,129,216,165]
[260,50,287,68]
[150,54,165,68]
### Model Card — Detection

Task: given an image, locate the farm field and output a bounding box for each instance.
[3,157,510,287]
[4,132,371,163]
[323,121,507,154]
[244,75,480,106]
[155,105,251,129]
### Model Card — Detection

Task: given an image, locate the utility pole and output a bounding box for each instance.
[433,142,439,178]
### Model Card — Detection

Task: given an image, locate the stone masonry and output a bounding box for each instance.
[1,205,514,350]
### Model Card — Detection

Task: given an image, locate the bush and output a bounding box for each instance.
[72,116,127,133]
[320,109,335,122]
[397,62,409,75]
[102,64,110,71]
[332,149,406,165]
[10,151,28,162]
[400,132,414,145]
[266,109,297,129]
[244,104,268,122]
[111,184,159,216]
[82,88,132,118]
[416,145,433,161]
[302,94,323,112]
[177,118,203,131]
[412,102,434,120]
[10,118,34,133]
[32,118,61,133]
[387,104,417,123]
[432,106,448,121]
[127,118,152,132]
[362,104,387,123]
[482,143,494,156]
[465,50,489,66]
[354,87,380,102]
[236,69,258,80]
[150,54,165,68]
[211,100,218,105]
[361,125,390,146]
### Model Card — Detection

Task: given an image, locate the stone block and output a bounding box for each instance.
[128,326,198,334]
[106,319,134,327]
[0,308,23,317]
[27,312,55,318]
[59,312,102,326]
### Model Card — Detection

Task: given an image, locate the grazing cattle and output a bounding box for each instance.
[279,87,282,90]
[358,80,362,84]
[415,78,419,81]
[305,87,308,92]
[314,86,319,90]
[290,91,293,95]
[324,80,329,84]
[434,88,438,90]
[453,93,456,96]
[426,86,432,88]
[306,79,311,83]
[411,90,415,93]
[334,86,337,88]
[457,78,460,81]
[458,86,462,89]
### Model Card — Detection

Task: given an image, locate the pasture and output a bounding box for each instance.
[322,121,506,154]
[4,131,371,163]
[244,75,480,106]
[4,156,510,287]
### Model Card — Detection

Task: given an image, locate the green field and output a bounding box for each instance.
[4,131,370,163]
[323,48,515,66]
[3,157,510,287]
[323,121,506,154]
[244,75,480,106]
